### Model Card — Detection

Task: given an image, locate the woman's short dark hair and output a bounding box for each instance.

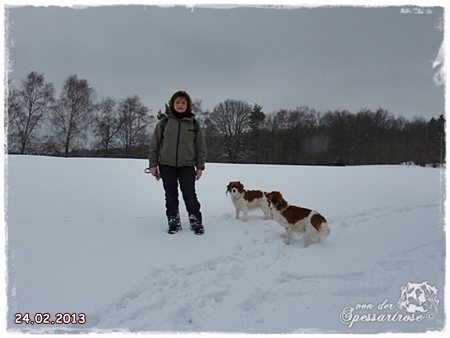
[169,90,192,113]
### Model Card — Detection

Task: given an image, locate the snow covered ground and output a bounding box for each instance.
[4,155,446,334]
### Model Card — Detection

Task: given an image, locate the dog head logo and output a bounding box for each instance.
[397,282,439,314]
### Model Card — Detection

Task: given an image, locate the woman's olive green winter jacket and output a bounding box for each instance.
[149,111,207,170]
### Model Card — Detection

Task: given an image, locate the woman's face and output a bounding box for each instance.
[173,97,188,114]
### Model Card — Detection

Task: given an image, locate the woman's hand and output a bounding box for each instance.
[195,170,203,181]
[149,167,158,177]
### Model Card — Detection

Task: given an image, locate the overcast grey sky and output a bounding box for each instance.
[4,2,445,119]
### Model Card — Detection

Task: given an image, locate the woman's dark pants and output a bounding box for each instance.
[159,165,202,221]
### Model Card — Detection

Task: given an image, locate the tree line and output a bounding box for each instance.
[6,71,445,167]
[7,72,153,158]
[202,102,445,167]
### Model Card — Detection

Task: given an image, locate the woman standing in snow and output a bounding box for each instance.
[148,90,207,235]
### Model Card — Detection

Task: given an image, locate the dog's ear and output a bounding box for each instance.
[271,193,278,204]
[266,191,275,201]
[238,181,244,192]
[272,191,283,205]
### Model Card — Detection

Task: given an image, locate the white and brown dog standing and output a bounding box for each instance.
[266,191,330,246]
[226,181,272,222]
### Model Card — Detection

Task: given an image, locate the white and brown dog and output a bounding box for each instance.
[266,191,330,246]
[226,181,272,222]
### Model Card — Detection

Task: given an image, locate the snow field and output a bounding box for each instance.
[5,155,446,333]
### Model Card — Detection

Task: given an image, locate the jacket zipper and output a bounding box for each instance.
[175,119,181,167]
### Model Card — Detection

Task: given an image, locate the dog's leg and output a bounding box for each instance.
[304,224,319,247]
[261,207,269,220]
[260,201,269,220]
[284,226,291,244]
[304,235,312,247]
[235,207,240,219]
[243,208,249,222]
[263,204,273,220]
[319,223,330,241]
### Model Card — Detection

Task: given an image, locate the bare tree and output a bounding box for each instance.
[116,95,153,157]
[207,99,253,163]
[93,97,118,156]
[6,82,20,153]
[7,72,54,154]
[50,75,96,157]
